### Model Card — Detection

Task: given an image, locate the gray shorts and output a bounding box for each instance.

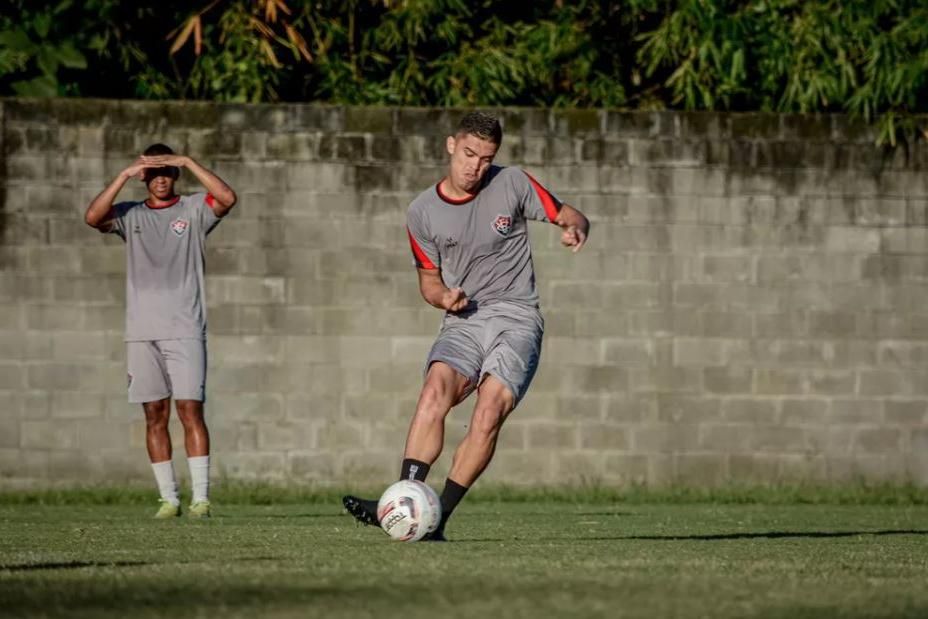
[426,302,544,406]
[127,339,207,404]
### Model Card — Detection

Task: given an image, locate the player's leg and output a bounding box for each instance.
[143,398,173,462]
[129,342,178,518]
[401,361,473,480]
[144,398,180,518]
[342,361,473,527]
[163,339,211,518]
[176,400,210,517]
[398,320,482,481]
[425,376,514,540]
[427,308,542,540]
[447,376,514,485]
[175,400,209,457]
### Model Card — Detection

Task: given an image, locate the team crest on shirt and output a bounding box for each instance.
[170,218,189,236]
[492,214,512,237]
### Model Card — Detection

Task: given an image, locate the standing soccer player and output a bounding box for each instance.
[84,144,236,519]
[343,112,590,540]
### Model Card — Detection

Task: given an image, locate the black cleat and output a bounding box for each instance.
[422,528,448,542]
[342,495,380,526]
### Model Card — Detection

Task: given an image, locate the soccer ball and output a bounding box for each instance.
[377,480,441,542]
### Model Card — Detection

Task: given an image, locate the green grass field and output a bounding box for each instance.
[2,487,927,618]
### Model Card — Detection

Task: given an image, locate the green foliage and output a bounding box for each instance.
[636,0,928,144]
[181,2,283,103]
[1,1,926,143]
[0,0,159,98]
[0,0,88,96]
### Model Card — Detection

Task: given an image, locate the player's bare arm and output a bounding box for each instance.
[140,154,237,216]
[554,203,591,253]
[416,268,469,312]
[84,158,150,229]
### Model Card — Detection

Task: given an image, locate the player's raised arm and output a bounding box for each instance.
[84,158,148,229]
[554,203,591,253]
[416,268,469,312]
[140,154,237,217]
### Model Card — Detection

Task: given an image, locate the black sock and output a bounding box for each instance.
[400,458,430,482]
[437,478,469,531]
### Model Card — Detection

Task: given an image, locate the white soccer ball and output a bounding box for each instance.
[377,480,441,542]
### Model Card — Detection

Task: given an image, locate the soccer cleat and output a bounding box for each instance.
[422,528,448,542]
[154,500,180,519]
[188,500,211,519]
[342,495,380,526]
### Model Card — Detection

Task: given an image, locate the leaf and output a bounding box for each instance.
[260,38,282,68]
[194,14,202,55]
[285,24,312,62]
[264,0,277,23]
[12,74,58,97]
[249,17,274,39]
[264,0,292,24]
[55,42,87,69]
[52,0,74,16]
[731,48,744,81]
[36,48,58,76]
[170,16,199,55]
[0,29,34,52]
[33,13,52,39]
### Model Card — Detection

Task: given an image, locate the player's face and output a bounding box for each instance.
[144,167,177,200]
[446,133,499,194]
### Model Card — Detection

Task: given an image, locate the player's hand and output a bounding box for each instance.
[140,154,189,168]
[121,158,149,181]
[560,225,587,253]
[441,287,469,312]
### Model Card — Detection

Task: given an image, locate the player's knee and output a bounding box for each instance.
[143,409,169,431]
[143,399,168,418]
[470,406,505,438]
[416,383,452,420]
[175,401,205,425]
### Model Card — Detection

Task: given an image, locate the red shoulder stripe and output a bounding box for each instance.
[407,228,437,270]
[205,193,216,208]
[524,172,561,222]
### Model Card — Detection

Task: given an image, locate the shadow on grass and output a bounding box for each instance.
[0,582,359,614]
[453,529,928,544]
[221,513,342,520]
[0,579,522,615]
[573,511,633,517]
[0,556,282,572]
[0,560,150,572]
[619,529,928,541]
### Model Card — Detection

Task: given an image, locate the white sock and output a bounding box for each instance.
[188,455,210,503]
[151,460,179,506]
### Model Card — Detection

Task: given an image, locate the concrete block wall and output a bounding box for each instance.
[1,99,927,487]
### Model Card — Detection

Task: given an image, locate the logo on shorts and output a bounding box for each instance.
[170,218,189,236]
[127,373,133,388]
[492,214,512,237]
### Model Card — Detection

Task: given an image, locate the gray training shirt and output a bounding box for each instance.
[406,166,563,309]
[106,192,222,341]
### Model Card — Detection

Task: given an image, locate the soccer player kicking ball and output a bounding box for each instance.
[84,144,237,519]
[343,112,590,540]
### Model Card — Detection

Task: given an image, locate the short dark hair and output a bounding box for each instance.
[455,111,502,145]
[143,143,174,156]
